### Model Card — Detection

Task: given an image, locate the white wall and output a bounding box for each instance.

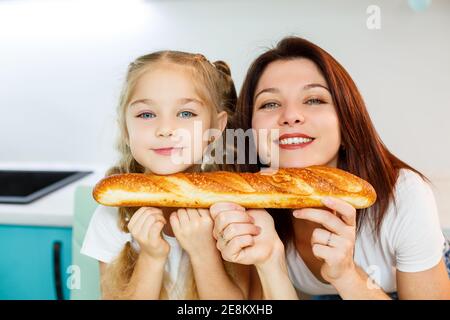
[0,0,449,225]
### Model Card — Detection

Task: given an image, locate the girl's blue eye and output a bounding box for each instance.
[138,112,155,119]
[178,111,196,118]
[305,98,324,105]
[260,102,280,110]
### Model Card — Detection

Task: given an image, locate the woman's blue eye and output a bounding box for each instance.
[138,112,155,119]
[178,111,196,118]
[260,102,279,110]
[305,98,324,105]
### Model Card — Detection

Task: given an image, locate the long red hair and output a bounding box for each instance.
[233,36,425,240]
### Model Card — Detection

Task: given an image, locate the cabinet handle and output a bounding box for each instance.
[52,241,64,300]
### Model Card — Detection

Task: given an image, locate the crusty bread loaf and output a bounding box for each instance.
[92,166,376,209]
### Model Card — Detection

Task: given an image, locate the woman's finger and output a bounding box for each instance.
[213,210,254,240]
[321,197,356,227]
[220,235,255,263]
[311,243,334,262]
[222,223,261,244]
[210,202,245,219]
[293,208,348,236]
[311,228,336,247]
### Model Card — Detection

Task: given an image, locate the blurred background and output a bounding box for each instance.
[0,0,449,299]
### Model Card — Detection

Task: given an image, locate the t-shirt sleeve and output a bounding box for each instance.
[80,205,131,263]
[390,170,446,272]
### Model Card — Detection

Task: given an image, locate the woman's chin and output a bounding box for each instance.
[276,158,317,169]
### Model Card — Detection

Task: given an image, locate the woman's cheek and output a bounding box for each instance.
[252,115,274,164]
[317,111,341,163]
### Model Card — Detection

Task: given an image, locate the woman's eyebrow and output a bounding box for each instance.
[254,88,279,101]
[254,83,330,101]
[303,83,330,92]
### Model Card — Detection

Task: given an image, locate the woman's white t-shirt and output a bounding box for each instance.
[286,169,446,296]
[81,206,185,284]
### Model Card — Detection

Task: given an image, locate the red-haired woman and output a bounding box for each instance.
[210,37,450,299]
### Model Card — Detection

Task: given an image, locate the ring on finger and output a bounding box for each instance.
[326,231,333,246]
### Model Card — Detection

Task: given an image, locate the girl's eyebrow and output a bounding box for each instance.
[129,98,203,107]
[177,98,203,106]
[129,98,154,107]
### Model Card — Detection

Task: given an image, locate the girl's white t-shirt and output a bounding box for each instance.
[286,169,446,296]
[81,206,185,283]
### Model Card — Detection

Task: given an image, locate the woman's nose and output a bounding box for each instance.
[278,104,305,126]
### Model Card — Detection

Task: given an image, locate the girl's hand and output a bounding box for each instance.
[170,208,217,259]
[293,197,357,284]
[210,202,283,267]
[127,207,169,260]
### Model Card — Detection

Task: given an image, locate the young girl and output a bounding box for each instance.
[81,51,250,299]
[210,37,450,299]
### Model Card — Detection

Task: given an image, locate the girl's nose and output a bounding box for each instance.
[278,103,305,126]
[156,124,174,137]
[157,130,173,137]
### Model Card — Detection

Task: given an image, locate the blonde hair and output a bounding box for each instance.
[102,51,238,299]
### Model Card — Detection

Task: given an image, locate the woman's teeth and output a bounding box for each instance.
[279,137,314,145]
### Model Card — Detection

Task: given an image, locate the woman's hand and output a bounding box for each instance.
[210,202,284,267]
[170,208,217,259]
[293,197,357,284]
[127,207,170,261]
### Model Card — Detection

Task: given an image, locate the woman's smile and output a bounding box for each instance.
[275,132,316,150]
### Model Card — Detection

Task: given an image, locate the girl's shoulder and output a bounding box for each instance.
[88,205,129,241]
[91,204,121,225]
[81,205,131,263]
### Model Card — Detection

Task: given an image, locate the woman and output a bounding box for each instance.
[209,37,450,299]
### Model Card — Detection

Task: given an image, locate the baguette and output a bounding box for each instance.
[93,166,376,209]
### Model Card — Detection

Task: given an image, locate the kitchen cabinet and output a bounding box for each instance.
[0,225,72,300]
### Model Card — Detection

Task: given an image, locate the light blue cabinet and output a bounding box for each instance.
[0,225,72,300]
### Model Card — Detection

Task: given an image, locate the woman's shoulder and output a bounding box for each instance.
[394,168,433,201]
[381,168,441,237]
[373,168,438,238]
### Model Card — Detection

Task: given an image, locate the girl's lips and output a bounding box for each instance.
[151,147,184,156]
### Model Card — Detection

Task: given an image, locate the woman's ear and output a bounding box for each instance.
[216,111,228,133]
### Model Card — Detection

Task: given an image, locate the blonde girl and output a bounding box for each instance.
[81,51,251,299]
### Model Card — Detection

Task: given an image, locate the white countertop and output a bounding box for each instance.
[0,163,107,227]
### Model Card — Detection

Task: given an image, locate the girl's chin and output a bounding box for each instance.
[144,164,193,175]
